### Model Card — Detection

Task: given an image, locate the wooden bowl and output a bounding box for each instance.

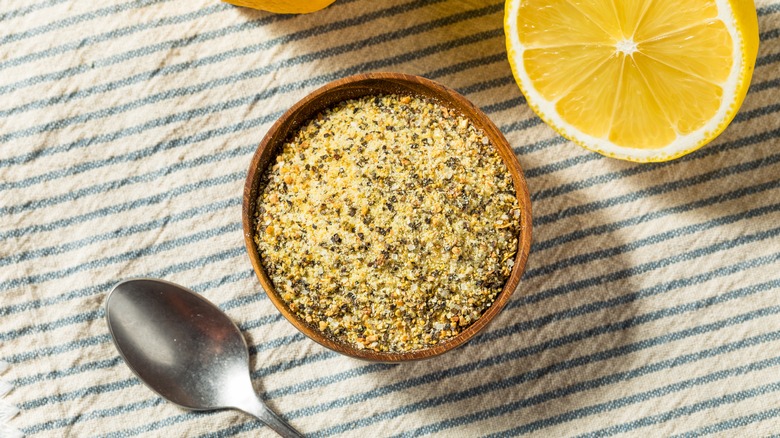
[242,72,532,362]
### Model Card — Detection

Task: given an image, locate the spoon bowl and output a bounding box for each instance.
[105,278,302,437]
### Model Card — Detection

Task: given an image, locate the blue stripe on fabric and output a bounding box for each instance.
[524,201,780,279]
[251,351,336,380]
[497,252,780,340]
[21,398,166,435]
[757,3,780,15]
[529,125,780,201]
[513,137,567,155]
[533,178,780,252]
[239,312,281,332]
[0,0,172,45]
[0,118,278,202]
[192,271,266,310]
[0,11,290,96]
[0,247,245,337]
[756,51,780,67]
[0,222,242,292]
[3,334,111,364]
[0,4,502,144]
[0,3,229,71]
[247,333,305,355]
[0,309,103,342]
[10,357,121,387]
[0,143,254,210]
[733,102,780,123]
[533,144,780,226]
[17,276,780,433]
[20,378,139,410]
[0,0,68,22]
[265,363,394,400]
[424,53,507,80]
[510,225,780,310]
[457,76,517,97]
[497,362,780,437]
[501,116,543,133]
[670,407,780,438]
[1,197,241,268]
[0,171,242,240]
[525,152,600,178]
[482,96,525,114]
[574,380,780,438]
[761,28,780,42]
[0,0,435,108]
[307,289,780,437]
[102,411,219,438]
[401,330,780,437]
[752,77,780,94]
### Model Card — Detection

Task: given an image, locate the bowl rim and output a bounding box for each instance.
[242,71,533,362]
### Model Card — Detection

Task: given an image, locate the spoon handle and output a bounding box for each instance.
[241,395,303,438]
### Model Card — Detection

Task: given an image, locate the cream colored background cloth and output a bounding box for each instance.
[2,0,780,436]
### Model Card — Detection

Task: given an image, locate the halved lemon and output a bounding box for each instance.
[504,0,759,162]
[223,0,335,14]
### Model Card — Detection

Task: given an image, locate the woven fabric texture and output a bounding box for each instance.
[2,0,780,436]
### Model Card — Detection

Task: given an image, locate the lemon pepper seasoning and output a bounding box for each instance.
[255,94,520,352]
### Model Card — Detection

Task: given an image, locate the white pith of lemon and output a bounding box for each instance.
[504,0,759,162]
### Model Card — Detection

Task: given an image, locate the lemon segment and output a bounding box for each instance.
[504,0,759,162]
[633,53,724,135]
[554,54,622,140]
[517,0,617,47]
[524,45,616,101]
[609,56,676,149]
[634,0,719,40]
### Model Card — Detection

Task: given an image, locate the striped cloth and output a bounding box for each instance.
[2,0,780,436]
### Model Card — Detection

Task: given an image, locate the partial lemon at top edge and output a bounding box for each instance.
[222,0,336,14]
[504,0,759,162]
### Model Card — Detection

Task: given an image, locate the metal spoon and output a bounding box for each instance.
[105,278,302,438]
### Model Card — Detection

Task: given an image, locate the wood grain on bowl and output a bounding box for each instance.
[242,72,532,362]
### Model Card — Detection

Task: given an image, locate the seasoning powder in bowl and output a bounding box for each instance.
[254,94,521,353]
